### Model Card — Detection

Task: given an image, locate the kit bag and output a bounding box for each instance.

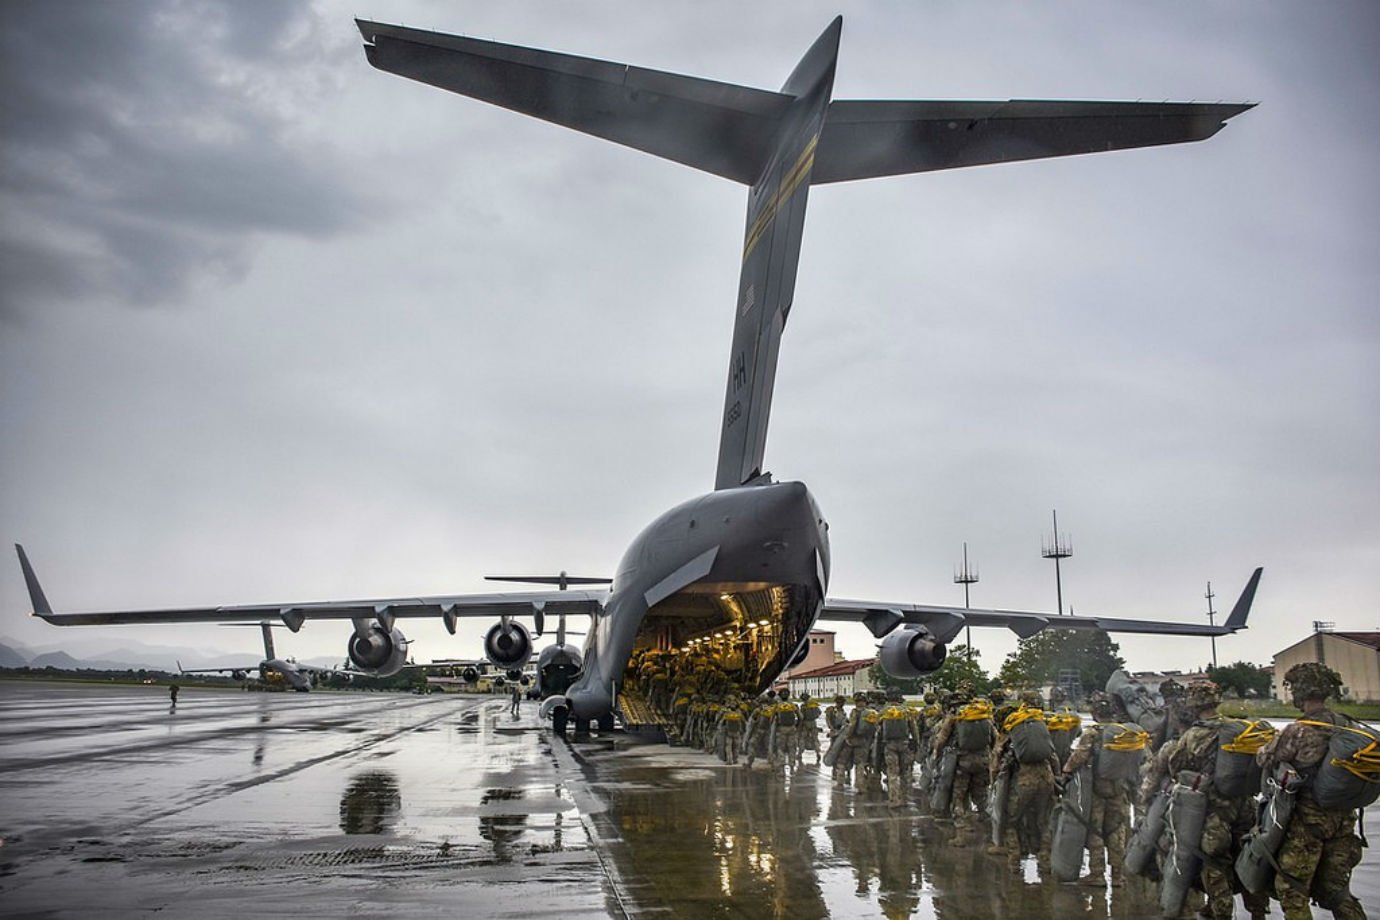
[1300,718,1380,810]
[1125,784,1170,879]
[1235,766,1301,895]
[1214,719,1276,799]
[1106,669,1166,740]
[1159,771,1209,917]
[1051,765,1093,882]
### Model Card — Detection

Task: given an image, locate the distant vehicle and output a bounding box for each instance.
[17,16,1257,736]
[177,623,334,693]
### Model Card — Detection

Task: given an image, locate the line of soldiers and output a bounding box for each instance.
[676,686,825,770]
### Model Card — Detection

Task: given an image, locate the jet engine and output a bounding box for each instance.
[483,620,532,668]
[230,669,248,681]
[461,666,480,684]
[878,625,947,679]
[346,623,410,677]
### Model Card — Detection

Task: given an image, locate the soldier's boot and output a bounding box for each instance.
[985,842,1005,857]
[1080,846,1107,886]
[1108,864,1124,889]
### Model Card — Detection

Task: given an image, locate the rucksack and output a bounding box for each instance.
[1300,717,1380,810]
[1214,719,1275,798]
[1005,708,1055,764]
[1093,722,1150,783]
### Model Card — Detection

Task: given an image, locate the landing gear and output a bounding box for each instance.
[574,717,591,735]
[552,707,568,736]
[597,713,615,733]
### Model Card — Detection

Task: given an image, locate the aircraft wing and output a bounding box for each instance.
[819,567,1261,642]
[812,99,1255,184]
[16,545,604,636]
[355,19,790,185]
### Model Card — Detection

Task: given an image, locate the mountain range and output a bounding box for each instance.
[0,635,342,672]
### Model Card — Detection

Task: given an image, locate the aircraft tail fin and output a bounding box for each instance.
[260,622,276,660]
[15,544,53,617]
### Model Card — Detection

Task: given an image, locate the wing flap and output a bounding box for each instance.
[356,20,789,184]
[813,99,1255,184]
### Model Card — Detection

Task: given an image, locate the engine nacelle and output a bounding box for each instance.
[230,669,248,681]
[878,625,947,679]
[346,624,410,677]
[460,666,480,684]
[484,620,532,668]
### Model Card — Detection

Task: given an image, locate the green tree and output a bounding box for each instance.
[998,629,1124,695]
[1206,661,1272,699]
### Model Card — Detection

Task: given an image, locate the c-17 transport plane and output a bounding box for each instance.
[177,622,335,692]
[16,17,1258,734]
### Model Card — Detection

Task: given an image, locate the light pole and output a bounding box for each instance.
[954,542,979,661]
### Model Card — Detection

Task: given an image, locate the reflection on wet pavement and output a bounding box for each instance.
[2,683,1374,918]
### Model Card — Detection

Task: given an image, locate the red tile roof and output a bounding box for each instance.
[788,657,876,680]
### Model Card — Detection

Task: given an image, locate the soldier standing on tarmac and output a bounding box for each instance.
[932,689,995,846]
[826,694,850,788]
[1141,680,1268,920]
[987,691,1058,871]
[842,691,880,794]
[1256,663,1369,920]
[879,686,917,809]
[771,688,799,769]
[719,694,746,764]
[798,692,822,765]
[1060,692,1139,888]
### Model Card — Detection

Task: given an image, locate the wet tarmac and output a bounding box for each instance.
[1,682,1376,918]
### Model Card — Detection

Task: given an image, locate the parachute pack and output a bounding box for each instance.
[1047,710,1083,764]
[1214,719,1276,798]
[1004,707,1055,764]
[1298,717,1380,810]
[775,703,798,727]
[880,704,911,741]
[955,700,994,752]
[1106,669,1167,740]
[1094,722,1151,783]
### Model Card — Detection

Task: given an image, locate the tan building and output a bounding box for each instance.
[784,629,839,680]
[786,658,877,699]
[1272,631,1380,703]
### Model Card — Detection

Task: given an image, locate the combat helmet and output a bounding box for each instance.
[1184,680,1221,711]
[1048,685,1068,705]
[988,687,1008,704]
[1088,691,1117,722]
[778,687,791,700]
[1019,689,1043,708]
[885,686,903,702]
[834,694,846,705]
[1158,677,1185,702]
[1283,662,1343,703]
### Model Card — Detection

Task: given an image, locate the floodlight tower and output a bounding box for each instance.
[954,542,979,661]
[1041,510,1073,616]
[1205,581,1218,669]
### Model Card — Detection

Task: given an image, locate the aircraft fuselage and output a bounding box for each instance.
[562,480,830,719]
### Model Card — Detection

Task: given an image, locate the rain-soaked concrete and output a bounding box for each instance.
[1,682,1376,918]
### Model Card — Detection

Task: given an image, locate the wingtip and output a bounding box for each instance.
[15,544,53,617]
[1224,567,1263,631]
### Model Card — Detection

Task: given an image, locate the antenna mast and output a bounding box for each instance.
[1041,510,1073,615]
[954,542,979,661]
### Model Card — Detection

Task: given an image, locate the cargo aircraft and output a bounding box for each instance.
[16,17,1259,734]
[177,622,335,692]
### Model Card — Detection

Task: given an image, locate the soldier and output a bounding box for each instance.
[1060,691,1143,888]
[648,666,670,715]
[841,691,880,794]
[1256,662,1368,920]
[826,694,851,788]
[988,693,1058,871]
[798,692,822,764]
[878,686,917,808]
[743,693,773,769]
[932,691,995,846]
[771,688,799,769]
[1157,676,1191,750]
[719,694,746,764]
[1142,680,1268,920]
[671,689,692,742]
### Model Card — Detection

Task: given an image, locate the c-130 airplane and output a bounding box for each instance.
[17,17,1259,734]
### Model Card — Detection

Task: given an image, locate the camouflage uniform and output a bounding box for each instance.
[878,688,916,808]
[931,697,994,843]
[826,695,851,787]
[1061,695,1135,887]
[989,701,1057,869]
[1144,681,1267,920]
[798,693,822,763]
[770,689,799,769]
[719,698,746,763]
[1256,663,1367,920]
[842,693,881,794]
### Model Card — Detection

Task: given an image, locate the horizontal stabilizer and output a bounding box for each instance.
[812,99,1255,184]
[356,19,789,184]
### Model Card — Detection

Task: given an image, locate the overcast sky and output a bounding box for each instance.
[3,1,1377,676]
